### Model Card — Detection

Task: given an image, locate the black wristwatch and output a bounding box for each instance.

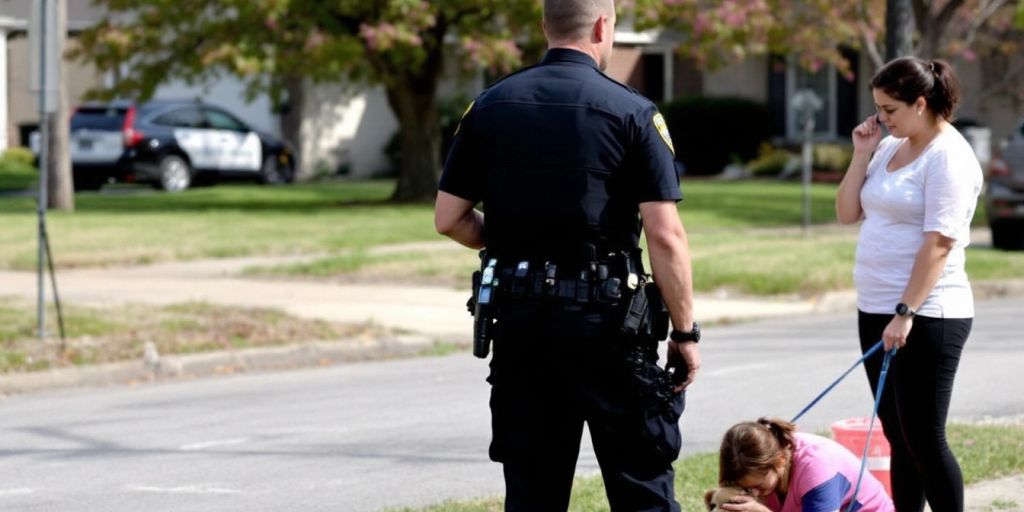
[669,322,701,343]
[895,303,916,318]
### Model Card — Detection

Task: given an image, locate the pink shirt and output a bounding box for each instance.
[763,433,894,512]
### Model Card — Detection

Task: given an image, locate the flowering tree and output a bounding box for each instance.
[630,0,871,76]
[633,0,1022,92]
[73,0,543,202]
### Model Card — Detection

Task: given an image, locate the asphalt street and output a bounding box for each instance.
[0,298,1021,511]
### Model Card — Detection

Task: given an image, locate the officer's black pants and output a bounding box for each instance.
[858,311,972,512]
[489,300,684,512]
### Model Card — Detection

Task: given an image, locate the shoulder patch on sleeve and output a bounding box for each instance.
[653,112,675,155]
[454,100,476,136]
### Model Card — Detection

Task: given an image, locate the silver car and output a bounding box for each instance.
[986,118,1024,250]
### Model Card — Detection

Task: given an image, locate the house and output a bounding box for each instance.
[0,2,414,179]
[1,0,291,156]
[609,26,1021,165]
[0,0,450,178]
[0,0,108,153]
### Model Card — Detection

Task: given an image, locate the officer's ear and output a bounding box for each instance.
[592,14,610,44]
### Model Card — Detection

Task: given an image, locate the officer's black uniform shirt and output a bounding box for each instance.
[439,48,682,260]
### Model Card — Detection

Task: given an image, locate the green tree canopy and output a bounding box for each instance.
[73,0,544,201]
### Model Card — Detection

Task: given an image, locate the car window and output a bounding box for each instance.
[152,107,206,128]
[71,107,128,131]
[205,110,247,131]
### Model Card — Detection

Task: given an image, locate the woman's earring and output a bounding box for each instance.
[917,110,922,116]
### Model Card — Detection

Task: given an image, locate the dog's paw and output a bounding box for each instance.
[704,486,749,511]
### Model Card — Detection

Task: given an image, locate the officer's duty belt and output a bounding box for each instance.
[495,267,626,305]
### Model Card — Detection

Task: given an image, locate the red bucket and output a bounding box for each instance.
[831,417,892,497]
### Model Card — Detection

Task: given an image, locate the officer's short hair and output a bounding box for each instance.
[544,0,614,41]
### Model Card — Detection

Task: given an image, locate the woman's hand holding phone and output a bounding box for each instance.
[852,114,884,155]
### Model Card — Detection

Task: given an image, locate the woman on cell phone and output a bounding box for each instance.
[835,57,983,511]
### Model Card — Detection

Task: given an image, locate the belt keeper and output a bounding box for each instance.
[576,271,590,303]
[532,273,545,296]
[558,279,575,299]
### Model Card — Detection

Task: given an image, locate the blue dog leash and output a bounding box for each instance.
[788,340,896,511]
[791,340,884,423]
[845,345,896,512]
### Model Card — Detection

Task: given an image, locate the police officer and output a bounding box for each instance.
[434,0,700,510]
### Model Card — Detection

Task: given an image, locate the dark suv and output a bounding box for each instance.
[986,118,1024,250]
[68,100,295,192]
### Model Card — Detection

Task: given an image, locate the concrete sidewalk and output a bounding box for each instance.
[0,254,854,344]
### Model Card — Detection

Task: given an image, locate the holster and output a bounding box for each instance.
[468,252,497,359]
[620,280,669,342]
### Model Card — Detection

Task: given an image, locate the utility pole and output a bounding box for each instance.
[30,0,68,343]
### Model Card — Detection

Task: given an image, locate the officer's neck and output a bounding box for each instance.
[547,43,601,67]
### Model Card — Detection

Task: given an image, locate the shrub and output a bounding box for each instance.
[1,146,36,167]
[759,142,854,181]
[747,143,797,177]
[659,96,772,176]
[0,146,38,191]
[813,143,854,173]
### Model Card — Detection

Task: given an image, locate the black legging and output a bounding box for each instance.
[858,311,972,512]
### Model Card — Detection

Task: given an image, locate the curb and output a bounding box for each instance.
[972,278,1024,300]
[810,279,1024,315]
[0,333,440,396]
[3,279,1022,397]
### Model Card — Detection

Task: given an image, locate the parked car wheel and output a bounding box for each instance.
[990,219,1024,250]
[73,176,105,192]
[260,155,293,185]
[157,154,192,192]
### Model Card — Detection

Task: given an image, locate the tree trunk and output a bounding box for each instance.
[48,0,73,211]
[918,19,939,58]
[886,0,916,60]
[386,83,442,203]
[279,74,305,180]
[915,0,966,59]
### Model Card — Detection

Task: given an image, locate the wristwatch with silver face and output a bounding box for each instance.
[895,303,916,318]
[669,321,700,343]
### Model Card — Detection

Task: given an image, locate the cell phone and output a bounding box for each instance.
[875,114,882,125]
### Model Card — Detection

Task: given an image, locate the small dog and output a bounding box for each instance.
[704,486,750,511]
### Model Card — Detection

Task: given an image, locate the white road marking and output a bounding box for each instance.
[706,363,771,377]
[178,437,250,450]
[128,485,242,495]
[260,426,350,435]
[0,488,35,496]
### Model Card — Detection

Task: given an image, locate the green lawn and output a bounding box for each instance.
[0,180,434,269]
[392,424,1024,512]
[2,179,1020,296]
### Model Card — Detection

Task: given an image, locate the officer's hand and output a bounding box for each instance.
[666,340,700,393]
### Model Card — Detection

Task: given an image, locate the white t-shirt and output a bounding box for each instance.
[854,129,983,318]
